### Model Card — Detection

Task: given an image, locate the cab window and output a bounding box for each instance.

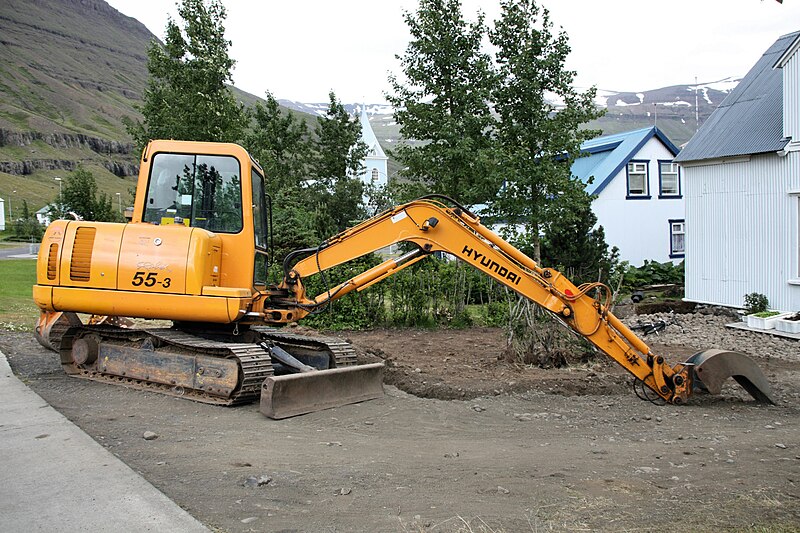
[143,152,243,233]
[251,167,269,285]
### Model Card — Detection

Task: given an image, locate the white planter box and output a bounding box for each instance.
[747,313,791,330]
[775,315,800,334]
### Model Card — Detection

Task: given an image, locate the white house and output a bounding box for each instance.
[571,126,683,266]
[674,30,800,312]
[36,205,51,226]
[356,106,389,188]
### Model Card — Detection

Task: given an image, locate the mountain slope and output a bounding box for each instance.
[0,0,151,138]
[0,0,154,218]
[0,0,270,219]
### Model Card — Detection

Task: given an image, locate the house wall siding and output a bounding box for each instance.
[783,46,799,141]
[684,151,800,311]
[593,137,683,266]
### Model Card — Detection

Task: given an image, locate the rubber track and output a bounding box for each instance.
[252,327,358,367]
[59,326,273,405]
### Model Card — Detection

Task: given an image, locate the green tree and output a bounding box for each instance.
[49,167,118,222]
[388,0,496,205]
[539,189,619,286]
[125,0,246,149]
[12,200,44,241]
[488,0,604,262]
[268,189,320,265]
[309,91,368,236]
[243,92,311,197]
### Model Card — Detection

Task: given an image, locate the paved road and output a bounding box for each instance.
[0,244,38,259]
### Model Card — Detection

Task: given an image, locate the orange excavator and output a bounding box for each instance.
[32,140,775,418]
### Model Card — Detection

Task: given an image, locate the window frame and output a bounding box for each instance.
[142,151,244,234]
[658,160,682,198]
[669,218,686,259]
[626,160,651,199]
[251,167,268,251]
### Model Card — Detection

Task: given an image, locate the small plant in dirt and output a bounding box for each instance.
[503,303,595,368]
[752,311,780,319]
[743,293,769,315]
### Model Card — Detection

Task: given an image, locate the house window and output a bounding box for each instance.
[626,161,649,198]
[659,162,680,197]
[371,168,379,182]
[669,219,685,258]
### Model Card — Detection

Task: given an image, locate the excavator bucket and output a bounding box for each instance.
[34,311,82,351]
[260,363,385,419]
[685,349,775,404]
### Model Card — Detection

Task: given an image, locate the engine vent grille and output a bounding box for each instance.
[69,227,96,282]
[47,243,59,280]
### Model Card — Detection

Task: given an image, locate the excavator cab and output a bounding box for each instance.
[134,141,271,293]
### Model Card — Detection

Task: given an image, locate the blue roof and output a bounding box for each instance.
[675,31,800,163]
[571,126,679,195]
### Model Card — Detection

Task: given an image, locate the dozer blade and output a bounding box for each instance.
[260,363,385,419]
[685,349,775,404]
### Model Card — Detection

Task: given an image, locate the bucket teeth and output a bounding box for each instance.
[685,349,775,404]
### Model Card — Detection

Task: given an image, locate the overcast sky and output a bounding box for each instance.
[104,0,800,104]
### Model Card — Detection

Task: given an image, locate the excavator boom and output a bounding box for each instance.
[271,195,774,408]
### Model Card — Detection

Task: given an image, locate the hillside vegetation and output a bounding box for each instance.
[0,0,269,216]
[0,0,151,214]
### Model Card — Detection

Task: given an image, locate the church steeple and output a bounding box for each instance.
[357,104,388,187]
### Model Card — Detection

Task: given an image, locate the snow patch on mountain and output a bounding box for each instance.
[278,78,740,123]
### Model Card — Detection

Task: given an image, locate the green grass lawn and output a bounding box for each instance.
[0,259,39,331]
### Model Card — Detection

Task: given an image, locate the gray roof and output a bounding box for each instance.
[675,31,799,163]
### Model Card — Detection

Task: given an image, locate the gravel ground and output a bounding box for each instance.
[621,311,799,362]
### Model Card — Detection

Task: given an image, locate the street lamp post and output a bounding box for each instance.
[116,192,122,213]
[9,189,15,223]
[54,177,62,201]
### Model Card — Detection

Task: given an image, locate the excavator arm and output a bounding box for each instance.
[272,196,774,405]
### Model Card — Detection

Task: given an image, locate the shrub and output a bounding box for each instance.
[300,254,385,330]
[622,260,684,290]
[743,293,769,315]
